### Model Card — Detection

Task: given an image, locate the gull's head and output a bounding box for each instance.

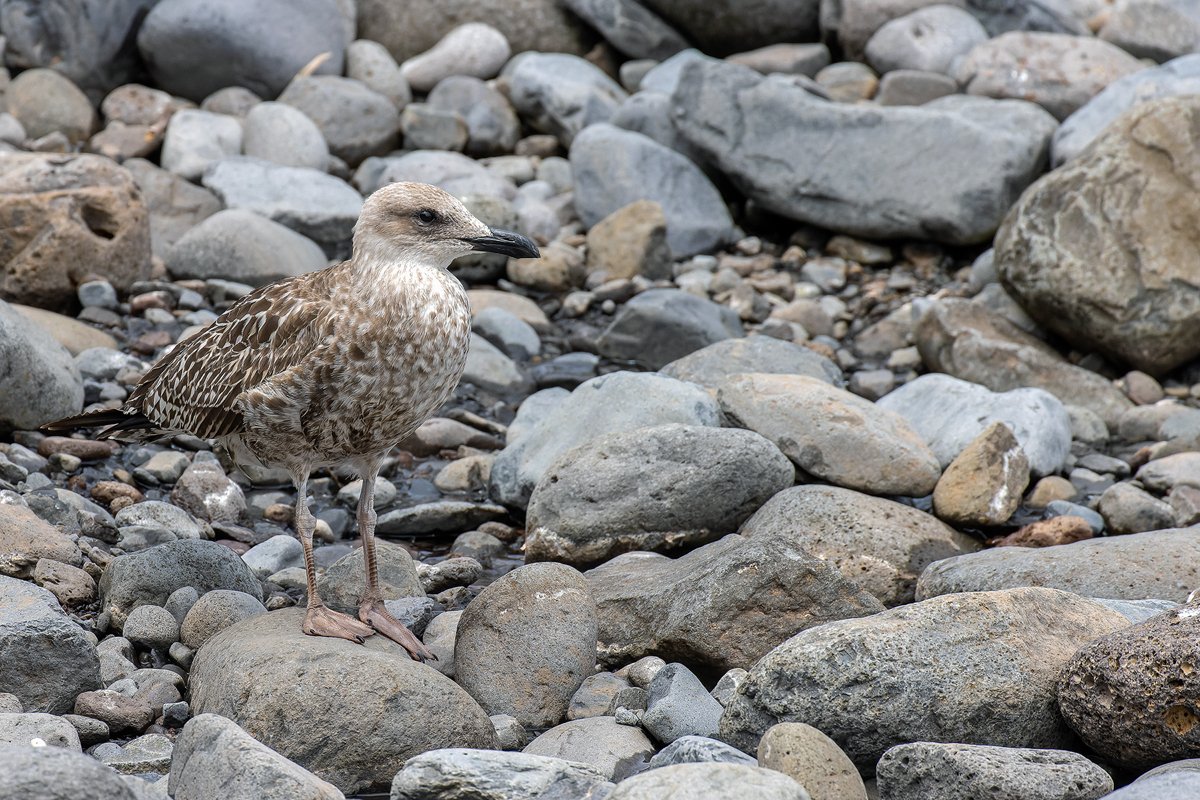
[353,181,540,268]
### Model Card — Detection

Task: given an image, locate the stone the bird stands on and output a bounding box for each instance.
[44,182,539,658]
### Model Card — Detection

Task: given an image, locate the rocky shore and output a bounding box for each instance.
[3,0,1200,799]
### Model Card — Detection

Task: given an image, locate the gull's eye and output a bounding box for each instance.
[417,210,436,225]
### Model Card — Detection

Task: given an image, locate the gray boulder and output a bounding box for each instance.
[489,371,722,509]
[0,745,139,800]
[916,528,1200,603]
[571,124,734,256]
[719,588,1129,771]
[190,608,497,794]
[346,39,411,109]
[99,540,263,631]
[0,576,101,714]
[165,209,328,286]
[672,59,1057,244]
[137,0,345,101]
[643,663,725,744]
[454,563,597,729]
[160,109,244,183]
[390,748,613,800]
[169,713,342,800]
[202,156,363,243]
[562,0,690,60]
[875,742,1113,800]
[876,373,1072,477]
[586,533,885,672]
[461,334,534,396]
[0,300,83,431]
[526,424,794,566]
[597,289,743,369]
[0,712,81,750]
[660,336,840,389]
[508,53,628,145]
[278,75,400,165]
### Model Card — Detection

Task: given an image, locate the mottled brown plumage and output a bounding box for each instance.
[46,182,539,655]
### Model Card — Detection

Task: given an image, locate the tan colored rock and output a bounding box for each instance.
[506,241,585,293]
[33,558,97,606]
[956,32,1146,121]
[467,289,551,333]
[1060,598,1200,772]
[1025,476,1076,508]
[718,373,942,497]
[769,299,834,337]
[997,96,1200,376]
[0,153,152,312]
[994,517,1093,548]
[933,421,1029,526]
[758,722,868,800]
[739,485,980,607]
[38,437,118,461]
[12,304,117,355]
[585,199,672,282]
[915,298,1133,428]
[0,504,83,576]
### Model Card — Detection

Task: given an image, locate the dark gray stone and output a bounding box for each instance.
[180,589,267,650]
[571,124,734,256]
[99,540,263,631]
[587,533,885,673]
[672,59,1057,244]
[562,0,690,60]
[0,575,101,714]
[597,289,743,369]
[137,0,345,102]
[875,742,1113,800]
[639,0,819,56]
[719,588,1130,772]
[525,424,794,566]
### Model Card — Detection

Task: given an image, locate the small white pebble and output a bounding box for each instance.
[30,737,46,747]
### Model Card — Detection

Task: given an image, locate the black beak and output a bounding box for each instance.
[464,227,541,259]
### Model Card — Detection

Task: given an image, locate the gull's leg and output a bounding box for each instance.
[356,464,434,661]
[293,467,375,643]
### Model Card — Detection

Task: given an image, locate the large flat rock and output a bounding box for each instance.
[916,528,1200,603]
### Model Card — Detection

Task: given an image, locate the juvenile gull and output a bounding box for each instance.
[45,182,539,658]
